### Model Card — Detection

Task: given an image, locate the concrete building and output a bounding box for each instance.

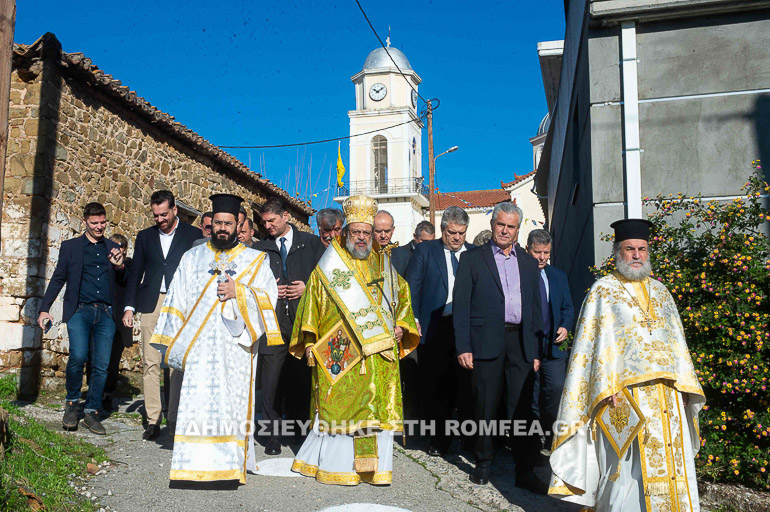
[433,189,510,243]
[535,0,770,298]
[0,33,312,395]
[334,41,426,245]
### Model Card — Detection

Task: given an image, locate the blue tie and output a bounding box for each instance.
[539,273,551,337]
[279,237,288,278]
[450,251,459,276]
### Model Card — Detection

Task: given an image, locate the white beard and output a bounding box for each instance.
[616,257,652,281]
[346,237,372,260]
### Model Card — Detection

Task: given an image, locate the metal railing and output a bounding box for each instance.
[337,177,428,197]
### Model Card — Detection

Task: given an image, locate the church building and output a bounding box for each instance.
[334,41,426,245]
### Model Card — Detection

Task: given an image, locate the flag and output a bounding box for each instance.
[336,141,346,188]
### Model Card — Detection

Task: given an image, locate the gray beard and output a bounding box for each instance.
[616,257,652,281]
[346,236,372,260]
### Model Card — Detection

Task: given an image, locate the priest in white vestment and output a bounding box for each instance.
[548,219,705,512]
[151,193,280,484]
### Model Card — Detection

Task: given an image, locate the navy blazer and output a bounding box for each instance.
[39,235,125,325]
[541,265,575,359]
[390,241,414,277]
[405,239,475,345]
[124,220,200,313]
[452,242,542,361]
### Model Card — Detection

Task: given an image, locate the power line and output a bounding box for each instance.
[218,115,426,149]
[353,0,430,107]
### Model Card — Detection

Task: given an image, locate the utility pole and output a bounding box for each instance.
[0,0,15,254]
[427,99,435,227]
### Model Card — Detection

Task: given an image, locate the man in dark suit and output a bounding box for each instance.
[392,220,435,422]
[454,202,545,492]
[405,206,473,456]
[38,202,126,435]
[526,229,574,450]
[238,217,258,247]
[316,208,344,248]
[255,198,325,455]
[122,190,200,440]
[391,220,435,277]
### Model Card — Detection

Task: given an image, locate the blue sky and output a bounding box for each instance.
[14,1,566,212]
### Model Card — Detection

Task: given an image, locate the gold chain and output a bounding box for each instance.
[614,274,653,334]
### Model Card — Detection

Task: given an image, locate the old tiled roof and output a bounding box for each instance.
[501,170,536,190]
[13,33,313,216]
[435,188,511,210]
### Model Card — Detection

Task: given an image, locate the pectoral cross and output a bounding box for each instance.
[209,252,237,298]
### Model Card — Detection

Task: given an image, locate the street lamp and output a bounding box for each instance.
[429,145,459,225]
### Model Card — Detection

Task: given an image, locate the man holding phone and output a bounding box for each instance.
[38,202,126,435]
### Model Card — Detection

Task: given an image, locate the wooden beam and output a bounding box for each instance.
[0,0,16,253]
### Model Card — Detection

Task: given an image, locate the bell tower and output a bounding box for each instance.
[334,41,427,245]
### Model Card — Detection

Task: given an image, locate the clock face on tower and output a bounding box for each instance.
[411,89,418,108]
[369,83,387,101]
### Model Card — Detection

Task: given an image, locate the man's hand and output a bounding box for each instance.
[286,280,306,300]
[534,358,541,372]
[37,311,53,330]
[108,248,124,268]
[123,310,134,328]
[458,352,473,370]
[276,278,288,299]
[217,275,237,302]
[394,326,403,344]
[609,392,622,407]
[416,320,422,337]
[555,327,568,343]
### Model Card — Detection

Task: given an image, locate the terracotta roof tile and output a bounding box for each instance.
[435,189,511,210]
[501,170,536,190]
[14,33,313,216]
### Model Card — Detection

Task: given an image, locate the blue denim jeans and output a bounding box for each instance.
[65,303,116,412]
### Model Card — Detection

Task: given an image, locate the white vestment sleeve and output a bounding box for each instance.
[221,299,246,339]
[228,253,280,349]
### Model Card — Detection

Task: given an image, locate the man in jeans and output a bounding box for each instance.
[38,202,126,435]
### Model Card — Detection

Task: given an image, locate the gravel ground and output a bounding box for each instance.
[19,397,583,512]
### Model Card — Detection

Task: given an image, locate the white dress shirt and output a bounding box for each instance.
[277,225,294,253]
[442,243,468,316]
[158,218,179,293]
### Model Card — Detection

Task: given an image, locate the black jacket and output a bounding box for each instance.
[390,241,415,277]
[540,265,575,359]
[39,235,126,325]
[453,242,543,361]
[125,220,200,313]
[405,239,475,345]
[254,225,325,352]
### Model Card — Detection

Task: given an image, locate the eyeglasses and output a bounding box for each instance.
[349,229,372,238]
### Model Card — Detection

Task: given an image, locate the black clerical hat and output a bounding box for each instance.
[209,194,244,217]
[611,218,653,242]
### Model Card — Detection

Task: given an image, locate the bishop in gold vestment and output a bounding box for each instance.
[548,219,705,512]
[289,196,420,486]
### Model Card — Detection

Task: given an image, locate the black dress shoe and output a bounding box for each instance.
[470,466,489,485]
[84,411,107,435]
[142,424,161,440]
[62,401,79,431]
[265,437,281,455]
[515,470,548,494]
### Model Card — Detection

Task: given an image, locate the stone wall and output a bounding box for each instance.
[0,43,310,396]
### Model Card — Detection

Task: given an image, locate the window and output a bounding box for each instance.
[176,200,202,226]
[372,135,388,193]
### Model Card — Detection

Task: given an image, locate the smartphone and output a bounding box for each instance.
[44,320,53,333]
